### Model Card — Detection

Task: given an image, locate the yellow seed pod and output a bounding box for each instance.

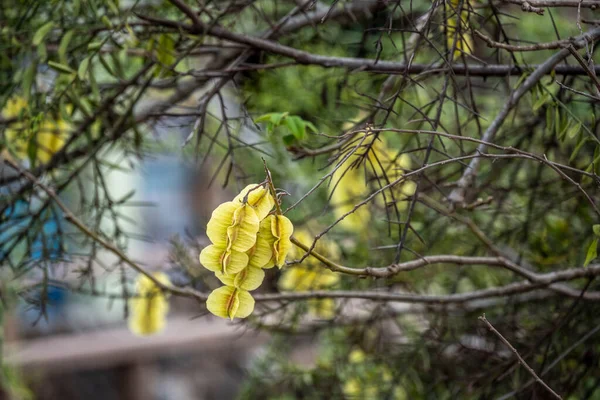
[199,244,248,275]
[215,266,265,291]
[260,215,293,268]
[206,201,260,252]
[128,272,171,336]
[233,184,275,220]
[206,286,255,320]
[248,226,276,269]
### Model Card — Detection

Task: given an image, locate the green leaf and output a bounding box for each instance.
[36,42,48,61]
[21,62,37,101]
[584,238,598,267]
[270,112,288,126]
[305,121,318,133]
[593,225,600,237]
[285,115,305,140]
[58,30,75,64]
[101,15,113,29]
[88,42,103,51]
[48,60,75,75]
[282,134,296,145]
[532,93,548,112]
[32,22,54,46]
[567,121,582,140]
[569,135,587,164]
[27,135,37,167]
[106,0,119,15]
[546,107,554,134]
[78,57,90,81]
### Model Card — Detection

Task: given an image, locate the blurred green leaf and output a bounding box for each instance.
[584,238,598,267]
[78,57,90,81]
[32,22,54,46]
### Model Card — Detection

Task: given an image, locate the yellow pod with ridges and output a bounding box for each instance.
[233,184,275,220]
[206,201,260,252]
[199,244,248,275]
[206,286,255,320]
[215,266,265,291]
[128,272,171,336]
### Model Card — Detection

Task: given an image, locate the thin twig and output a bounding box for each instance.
[479,314,563,400]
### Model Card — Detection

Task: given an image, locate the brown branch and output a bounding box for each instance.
[474,29,575,50]
[135,13,600,77]
[501,0,598,7]
[3,158,208,302]
[447,27,600,206]
[479,314,563,400]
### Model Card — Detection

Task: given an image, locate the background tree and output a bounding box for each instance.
[2,0,600,398]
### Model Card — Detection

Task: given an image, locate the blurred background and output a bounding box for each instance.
[2,0,600,399]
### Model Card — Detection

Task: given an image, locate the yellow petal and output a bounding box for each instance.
[215,266,265,291]
[199,244,248,275]
[233,184,275,220]
[128,272,170,336]
[226,204,260,252]
[206,201,239,247]
[206,286,255,320]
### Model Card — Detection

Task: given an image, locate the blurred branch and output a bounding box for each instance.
[2,158,208,303]
[479,314,563,399]
[448,27,600,206]
[136,13,600,77]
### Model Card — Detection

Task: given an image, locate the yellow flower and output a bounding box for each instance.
[331,131,415,233]
[233,184,275,220]
[280,229,341,318]
[215,266,265,291]
[206,286,255,320]
[349,349,366,363]
[279,265,339,292]
[128,272,170,336]
[260,214,293,268]
[206,201,260,252]
[2,96,70,165]
[445,0,473,60]
[2,96,27,119]
[199,244,249,275]
[290,229,341,262]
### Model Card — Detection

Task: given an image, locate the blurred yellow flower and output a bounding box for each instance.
[445,0,473,60]
[2,95,70,165]
[331,130,415,233]
[128,272,171,336]
[280,229,340,318]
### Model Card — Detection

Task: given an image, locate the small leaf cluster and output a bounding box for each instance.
[255,112,318,145]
